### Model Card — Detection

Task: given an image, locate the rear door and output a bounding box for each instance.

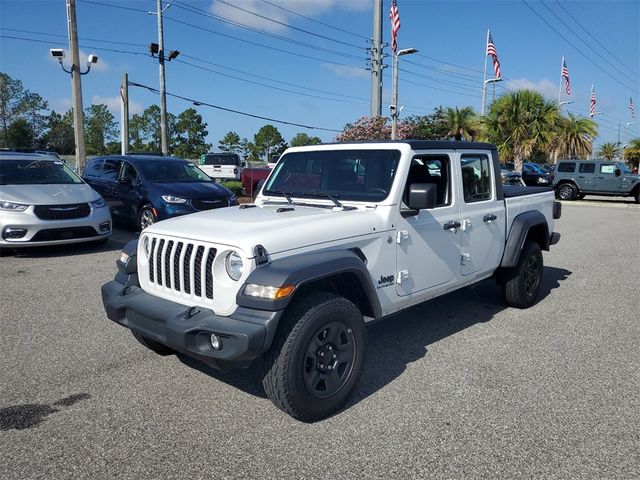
[114,161,141,219]
[577,161,596,191]
[595,162,622,192]
[458,151,505,277]
[99,158,123,210]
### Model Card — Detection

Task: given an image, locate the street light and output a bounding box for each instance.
[50,49,99,75]
[559,100,573,108]
[623,122,637,162]
[391,47,418,140]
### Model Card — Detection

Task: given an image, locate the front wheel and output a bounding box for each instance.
[503,240,544,309]
[557,183,577,200]
[139,204,156,231]
[262,292,366,422]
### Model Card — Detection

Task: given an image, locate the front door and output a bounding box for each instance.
[458,152,505,276]
[595,163,622,192]
[396,152,462,297]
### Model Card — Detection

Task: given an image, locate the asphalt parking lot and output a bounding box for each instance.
[1,202,639,479]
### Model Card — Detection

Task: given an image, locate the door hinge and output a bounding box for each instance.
[461,253,471,265]
[397,270,409,284]
[462,219,472,231]
[396,230,409,244]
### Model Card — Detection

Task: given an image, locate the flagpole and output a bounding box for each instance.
[481,29,489,116]
[558,56,563,105]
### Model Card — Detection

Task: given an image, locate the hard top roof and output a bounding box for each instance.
[317,140,496,150]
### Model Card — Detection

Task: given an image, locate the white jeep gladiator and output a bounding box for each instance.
[103,141,561,421]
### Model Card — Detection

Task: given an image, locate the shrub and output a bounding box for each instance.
[221,180,242,196]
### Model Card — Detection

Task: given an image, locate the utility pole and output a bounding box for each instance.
[370,0,383,117]
[120,73,129,155]
[66,0,86,173]
[156,0,169,155]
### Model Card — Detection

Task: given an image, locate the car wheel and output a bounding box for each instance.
[557,183,577,200]
[503,240,544,309]
[131,331,175,356]
[262,292,366,422]
[139,204,156,231]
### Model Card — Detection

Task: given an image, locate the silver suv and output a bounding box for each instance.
[0,153,112,247]
[553,160,640,203]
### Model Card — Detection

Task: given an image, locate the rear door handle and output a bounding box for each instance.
[443,221,461,231]
[483,214,497,223]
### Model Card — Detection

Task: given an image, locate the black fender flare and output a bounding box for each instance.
[500,211,550,268]
[236,250,382,318]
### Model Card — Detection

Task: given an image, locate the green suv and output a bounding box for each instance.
[553,160,640,203]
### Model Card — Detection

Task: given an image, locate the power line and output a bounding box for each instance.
[260,0,369,40]
[400,66,481,92]
[403,59,483,84]
[383,71,478,99]
[2,27,147,48]
[127,80,342,133]
[0,34,149,57]
[415,53,484,75]
[78,0,148,14]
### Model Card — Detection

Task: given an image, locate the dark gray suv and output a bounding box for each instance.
[553,160,640,203]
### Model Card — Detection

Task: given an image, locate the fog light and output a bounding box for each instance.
[99,221,111,232]
[210,334,222,351]
[3,227,27,239]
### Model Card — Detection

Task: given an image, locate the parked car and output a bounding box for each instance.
[0,152,111,247]
[102,140,561,421]
[500,165,523,185]
[241,163,272,197]
[533,162,554,174]
[82,155,238,230]
[553,159,640,202]
[199,152,245,180]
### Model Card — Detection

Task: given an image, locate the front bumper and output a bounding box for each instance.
[102,279,282,369]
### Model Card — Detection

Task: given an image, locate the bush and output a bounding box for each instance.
[221,180,242,196]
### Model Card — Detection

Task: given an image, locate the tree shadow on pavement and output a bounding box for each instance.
[174,267,572,413]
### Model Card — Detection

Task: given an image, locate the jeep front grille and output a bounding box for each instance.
[147,237,217,299]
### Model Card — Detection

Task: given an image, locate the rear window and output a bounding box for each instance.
[579,162,595,173]
[557,162,576,173]
[84,159,103,177]
[200,154,239,166]
[100,159,122,181]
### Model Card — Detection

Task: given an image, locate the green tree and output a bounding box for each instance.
[173,108,211,158]
[552,112,598,161]
[40,110,75,154]
[253,124,286,161]
[623,138,640,170]
[0,73,48,147]
[128,105,176,153]
[85,104,118,155]
[218,131,242,153]
[444,106,479,141]
[404,107,449,140]
[595,142,621,161]
[290,132,322,147]
[481,89,560,171]
[6,118,34,148]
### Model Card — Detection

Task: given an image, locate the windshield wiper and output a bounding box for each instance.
[263,189,293,204]
[304,191,344,209]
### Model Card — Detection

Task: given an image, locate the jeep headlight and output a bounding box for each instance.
[141,235,151,258]
[225,251,244,281]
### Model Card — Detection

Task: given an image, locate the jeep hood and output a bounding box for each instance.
[145,203,384,256]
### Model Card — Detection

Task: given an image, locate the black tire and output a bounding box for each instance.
[131,331,175,356]
[634,188,640,204]
[261,292,366,422]
[503,240,544,309]
[139,204,156,231]
[557,183,577,200]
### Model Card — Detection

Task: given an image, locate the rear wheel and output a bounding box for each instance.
[262,292,366,422]
[503,240,544,309]
[557,183,577,200]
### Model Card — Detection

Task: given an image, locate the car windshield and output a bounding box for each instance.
[201,154,239,166]
[616,162,631,174]
[0,159,83,185]
[524,163,545,173]
[263,149,401,203]
[137,160,212,182]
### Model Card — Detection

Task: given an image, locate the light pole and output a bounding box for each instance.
[623,122,637,163]
[481,78,502,116]
[50,47,98,173]
[391,47,418,140]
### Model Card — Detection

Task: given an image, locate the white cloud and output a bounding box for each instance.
[210,0,369,33]
[47,49,109,72]
[322,63,368,79]
[92,95,143,115]
[51,98,72,113]
[504,78,558,99]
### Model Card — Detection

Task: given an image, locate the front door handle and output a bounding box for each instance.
[443,221,461,231]
[483,214,497,223]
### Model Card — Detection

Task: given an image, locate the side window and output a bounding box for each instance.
[101,159,122,181]
[579,162,595,173]
[84,159,103,177]
[599,164,615,174]
[460,154,492,203]
[557,162,576,173]
[119,162,139,183]
[404,154,451,208]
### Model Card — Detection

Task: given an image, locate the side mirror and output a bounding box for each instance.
[241,161,247,168]
[615,169,621,177]
[403,183,437,217]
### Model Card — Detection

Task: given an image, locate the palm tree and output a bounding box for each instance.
[444,107,479,141]
[481,90,560,171]
[552,112,598,161]
[623,138,640,170]
[596,142,621,160]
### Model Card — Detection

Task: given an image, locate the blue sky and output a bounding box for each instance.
[1,0,638,149]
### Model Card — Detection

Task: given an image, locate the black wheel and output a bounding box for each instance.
[503,240,543,309]
[131,331,175,356]
[139,204,156,231]
[557,183,577,200]
[262,292,366,422]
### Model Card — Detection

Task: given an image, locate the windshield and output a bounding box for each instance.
[201,154,239,166]
[524,163,544,173]
[616,162,631,174]
[263,149,401,203]
[137,160,212,183]
[0,159,83,185]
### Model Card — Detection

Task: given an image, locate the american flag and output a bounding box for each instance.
[630,97,636,119]
[486,31,501,79]
[389,0,400,53]
[589,85,596,117]
[561,58,571,95]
